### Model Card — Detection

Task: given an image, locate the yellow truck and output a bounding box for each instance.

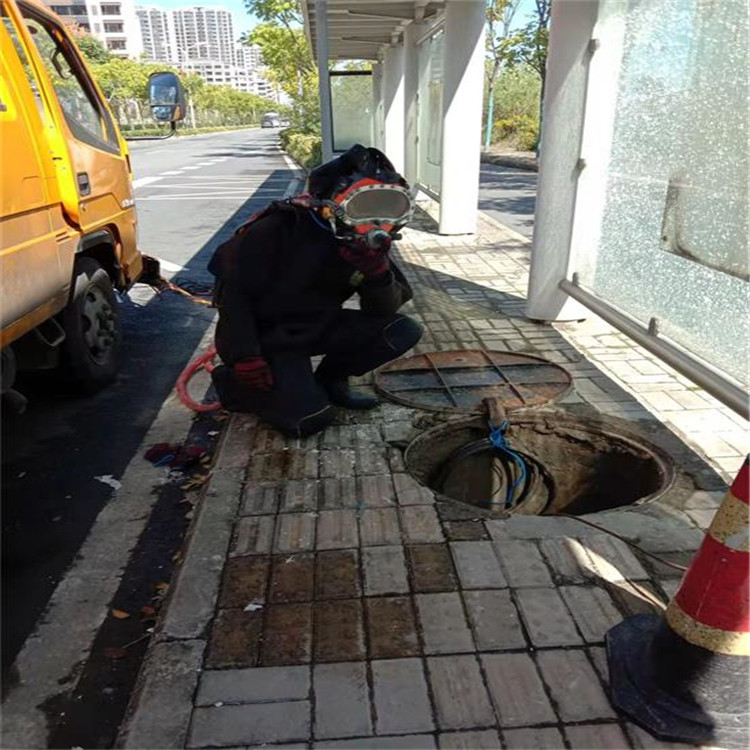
[0,0,183,401]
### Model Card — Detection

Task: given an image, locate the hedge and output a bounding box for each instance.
[279,127,322,170]
[119,124,260,137]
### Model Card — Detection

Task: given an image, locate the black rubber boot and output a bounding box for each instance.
[321,378,380,410]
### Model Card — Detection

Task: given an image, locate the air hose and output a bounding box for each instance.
[176,345,222,413]
[142,272,222,412]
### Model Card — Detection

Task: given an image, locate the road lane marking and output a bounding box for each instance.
[137,194,283,201]
[155,257,187,272]
[132,176,164,189]
[159,170,184,176]
[183,176,292,182]
[282,153,300,172]
[149,183,286,189]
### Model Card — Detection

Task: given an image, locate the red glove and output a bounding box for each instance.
[339,237,391,279]
[233,357,273,392]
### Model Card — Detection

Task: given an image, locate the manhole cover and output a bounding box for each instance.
[375,349,572,413]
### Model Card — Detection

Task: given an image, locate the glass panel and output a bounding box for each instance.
[575,0,749,386]
[330,72,373,152]
[21,10,119,151]
[1,9,45,117]
[417,30,443,195]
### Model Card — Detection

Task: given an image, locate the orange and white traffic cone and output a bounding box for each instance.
[607,458,749,748]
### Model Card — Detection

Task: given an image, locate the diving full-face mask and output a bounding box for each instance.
[307,145,415,249]
[315,176,414,249]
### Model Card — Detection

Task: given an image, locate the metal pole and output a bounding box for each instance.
[314,0,333,161]
[559,279,749,419]
[484,84,495,149]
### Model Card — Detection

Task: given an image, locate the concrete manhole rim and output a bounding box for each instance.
[374,348,574,414]
[404,410,678,517]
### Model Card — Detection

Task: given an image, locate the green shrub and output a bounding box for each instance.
[281,127,322,169]
[119,124,259,137]
[492,114,539,152]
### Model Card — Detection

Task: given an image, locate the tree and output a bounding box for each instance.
[503,0,552,150]
[484,0,522,148]
[243,1,313,79]
[504,0,551,81]
[66,23,112,63]
[243,1,319,132]
[87,55,274,130]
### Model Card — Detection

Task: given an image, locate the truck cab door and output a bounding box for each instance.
[0,7,74,342]
[11,2,136,256]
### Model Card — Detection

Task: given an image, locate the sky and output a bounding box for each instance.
[143,0,259,36]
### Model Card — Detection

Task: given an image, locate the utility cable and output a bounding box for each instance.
[557,512,689,573]
[488,419,527,509]
[148,280,213,306]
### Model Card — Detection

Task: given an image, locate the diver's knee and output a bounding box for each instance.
[383,315,423,354]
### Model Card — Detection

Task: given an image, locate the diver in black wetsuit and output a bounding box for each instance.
[208,144,422,437]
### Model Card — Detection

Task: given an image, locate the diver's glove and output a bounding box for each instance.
[233,356,273,392]
[339,236,391,279]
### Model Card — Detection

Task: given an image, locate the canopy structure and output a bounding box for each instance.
[303,0,486,235]
[302,1,442,61]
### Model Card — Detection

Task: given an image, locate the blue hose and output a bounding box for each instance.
[488,419,527,509]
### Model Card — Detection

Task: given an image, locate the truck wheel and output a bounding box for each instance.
[60,257,121,392]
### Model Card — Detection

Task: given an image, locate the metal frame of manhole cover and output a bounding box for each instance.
[375,349,573,413]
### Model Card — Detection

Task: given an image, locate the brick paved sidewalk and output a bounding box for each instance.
[119,203,744,749]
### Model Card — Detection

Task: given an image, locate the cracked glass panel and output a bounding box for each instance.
[575,0,749,386]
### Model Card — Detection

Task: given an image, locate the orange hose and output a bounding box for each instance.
[176,345,222,412]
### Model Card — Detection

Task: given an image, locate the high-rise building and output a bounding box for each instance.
[47,0,275,98]
[46,0,143,58]
[136,6,176,63]
[170,6,236,66]
[236,43,262,70]
[133,5,274,99]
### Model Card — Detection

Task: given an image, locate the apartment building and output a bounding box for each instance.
[133,6,273,98]
[46,1,275,97]
[135,5,176,63]
[170,6,236,65]
[46,0,143,58]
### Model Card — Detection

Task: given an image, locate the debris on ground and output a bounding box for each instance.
[143,442,207,471]
[180,474,210,492]
[94,475,122,491]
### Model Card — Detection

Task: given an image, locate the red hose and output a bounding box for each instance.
[176,345,222,412]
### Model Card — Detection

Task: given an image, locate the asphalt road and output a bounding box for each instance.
[1,128,297,675]
[478,163,537,238]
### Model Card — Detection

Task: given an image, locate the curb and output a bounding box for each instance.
[478,210,532,246]
[481,151,538,172]
[117,414,253,749]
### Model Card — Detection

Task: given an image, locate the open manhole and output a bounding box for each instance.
[405,413,676,516]
[375,349,572,413]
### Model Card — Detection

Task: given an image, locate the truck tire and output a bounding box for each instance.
[60,257,121,392]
